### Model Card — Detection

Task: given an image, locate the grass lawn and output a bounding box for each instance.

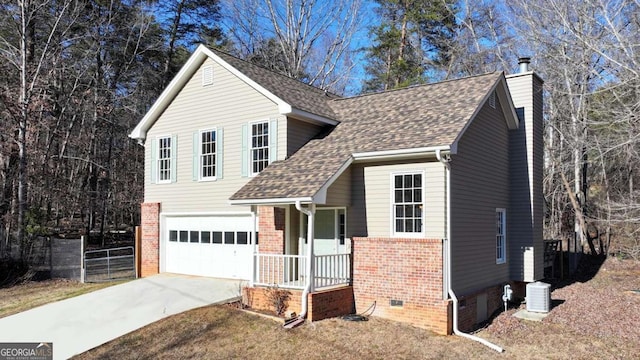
[0,279,124,318]
[75,257,640,360]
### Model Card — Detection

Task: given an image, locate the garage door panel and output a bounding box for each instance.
[164,215,255,279]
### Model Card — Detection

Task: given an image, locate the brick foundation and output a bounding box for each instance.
[243,286,354,321]
[352,237,451,335]
[140,202,160,277]
[456,284,506,332]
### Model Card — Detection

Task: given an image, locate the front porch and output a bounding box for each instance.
[253,252,351,290]
[242,205,355,321]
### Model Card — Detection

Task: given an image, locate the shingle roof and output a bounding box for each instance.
[230,72,504,202]
[213,51,339,120]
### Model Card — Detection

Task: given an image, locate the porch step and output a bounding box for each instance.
[283,316,305,329]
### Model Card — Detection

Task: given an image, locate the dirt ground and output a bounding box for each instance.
[74,257,640,360]
[0,279,122,318]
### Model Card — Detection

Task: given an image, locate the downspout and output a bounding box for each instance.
[250,205,257,287]
[295,200,315,319]
[436,149,504,353]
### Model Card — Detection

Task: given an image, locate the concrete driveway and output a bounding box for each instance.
[0,274,244,360]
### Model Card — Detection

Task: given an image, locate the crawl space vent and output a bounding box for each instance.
[526,281,551,313]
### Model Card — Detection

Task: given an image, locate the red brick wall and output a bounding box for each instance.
[308,287,355,321]
[258,206,285,254]
[243,286,354,322]
[140,202,160,277]
[352,237,451,335]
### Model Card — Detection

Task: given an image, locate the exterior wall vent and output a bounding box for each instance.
[488,91,496,109]
[202,65,214,86]
[526,281,551,313]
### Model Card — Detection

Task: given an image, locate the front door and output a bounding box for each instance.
[299,208,347,256]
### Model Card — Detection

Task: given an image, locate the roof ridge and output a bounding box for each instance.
[210,47,341,98]
[333,71,502,102]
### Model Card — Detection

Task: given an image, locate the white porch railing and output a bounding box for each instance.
[314,253,351,289]
[254,253,351,290]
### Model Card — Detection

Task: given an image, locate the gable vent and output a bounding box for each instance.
[202,65,214,86]
[488,91,496,109]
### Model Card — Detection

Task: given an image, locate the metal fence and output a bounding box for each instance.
[84,246,136,282]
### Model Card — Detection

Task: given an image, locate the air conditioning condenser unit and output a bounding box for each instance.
[526,281,551,313]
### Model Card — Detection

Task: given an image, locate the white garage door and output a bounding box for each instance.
[164,215,255,279]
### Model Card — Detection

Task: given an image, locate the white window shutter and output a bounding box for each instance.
[269,118,278,163]
[192,132,199,181]
[216,128,224,179]
[241,124,248,177]
[170,135,177,183]
[202,66,213,86]
[150,139,157,184]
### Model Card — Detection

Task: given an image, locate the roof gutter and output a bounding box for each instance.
[284,106,340,126]
[353,145,454,162]
[436,149,504,353]
[229,197,313,206]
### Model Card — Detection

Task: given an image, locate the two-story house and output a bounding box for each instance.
[130,45,544,335]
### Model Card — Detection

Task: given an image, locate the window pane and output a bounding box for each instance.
[224,232,235,244]
[405,205,414,217]
[394,190,403,203]
[414,174,422,187]
[414,189,422,202]
[395,219,404,232]
[414,219,422,232]
[179,231,188,242]
[404,189,413,202]
[395,175,403,188]
[201,231,211,243]
[169,230,177,242]
[237,232,248,245]
[213,231,222,244]
[395,205,404,217]
[338,211,346,245]
[405,219,414,232]
[404,174,412,187]
[190,231,199,243]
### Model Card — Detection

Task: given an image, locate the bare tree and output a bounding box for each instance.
[442,0,516,78]
[222,0,364,93]
[507,0,640,256]
[0,0,80,258]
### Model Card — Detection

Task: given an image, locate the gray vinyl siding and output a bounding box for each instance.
[144,57,281,212]
[286,119,323,157]
[506,73,544,281]
[350,160,445,239]
[450,98,510,295]
[325,166,351,206]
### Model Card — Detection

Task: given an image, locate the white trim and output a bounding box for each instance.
[198,128,218,181]
[156,135,172,184]
[229,197,314,206]
[353,146,452,162]
[496,208,507,264]
[160,211,254,217]
[390,170,426,238]
[248,119,271,177]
